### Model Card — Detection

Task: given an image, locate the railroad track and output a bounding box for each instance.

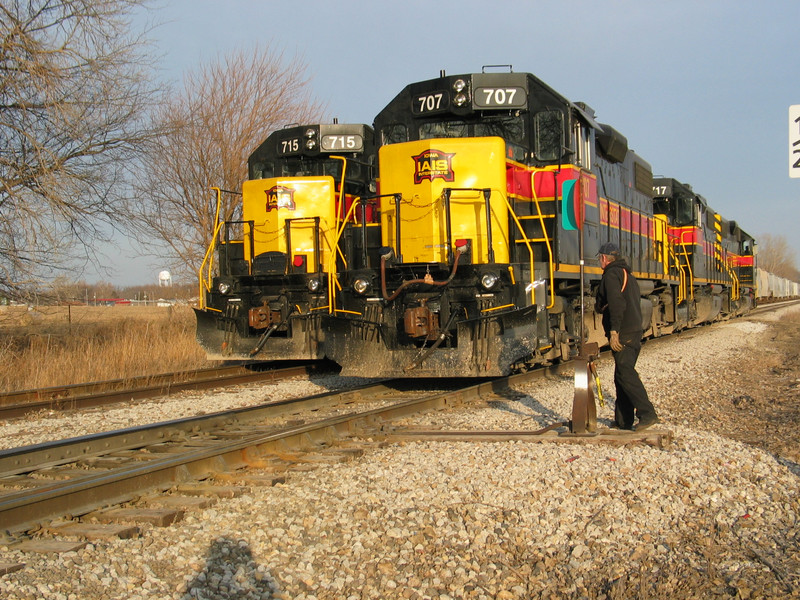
[0,362,676,542]
[3,302,794,543]
[0,361,330,420]
[751,298,800,314]
[3,300,793,423]
[0,377,429,537]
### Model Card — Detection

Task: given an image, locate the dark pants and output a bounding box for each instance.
[612,335,657,428]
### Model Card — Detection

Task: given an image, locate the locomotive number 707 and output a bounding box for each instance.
[416,93,444,113]
[481,88,517,105]
[473,86,526,108]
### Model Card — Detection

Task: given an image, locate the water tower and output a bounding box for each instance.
[158,270,172,287]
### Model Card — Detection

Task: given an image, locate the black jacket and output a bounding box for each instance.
[596,258,642,336]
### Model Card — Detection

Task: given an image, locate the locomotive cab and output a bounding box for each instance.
[328,70,607,377]
[652,177,751,326]
[195,123,377,361]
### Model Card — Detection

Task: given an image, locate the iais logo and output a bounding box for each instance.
[412,149,455,184]
[265,185,296,212]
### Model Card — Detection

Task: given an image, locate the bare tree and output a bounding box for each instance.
[0,0,161,299]
[129,46,327,279]
[758,233,799,280]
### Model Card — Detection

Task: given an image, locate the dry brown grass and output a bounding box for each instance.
[0,304,215,392]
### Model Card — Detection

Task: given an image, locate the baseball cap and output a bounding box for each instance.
[597,242,620,256]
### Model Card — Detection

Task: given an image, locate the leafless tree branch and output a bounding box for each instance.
[758,233,800,280]
[0,0,162,299]
[128,44,327,279]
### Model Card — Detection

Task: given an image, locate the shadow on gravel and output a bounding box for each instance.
[182,537,275,600]
[777,456,800,477]
[487,387,571,427]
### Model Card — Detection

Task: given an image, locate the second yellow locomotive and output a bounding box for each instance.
[195,122,376,361]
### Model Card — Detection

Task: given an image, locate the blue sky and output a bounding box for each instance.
[102,0,799,285]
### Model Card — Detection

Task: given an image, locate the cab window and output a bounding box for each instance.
[533,110,564,161]
[420,120,467,139]
[381,124,408,145]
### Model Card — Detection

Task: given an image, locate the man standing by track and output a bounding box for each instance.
[596,242,659,431]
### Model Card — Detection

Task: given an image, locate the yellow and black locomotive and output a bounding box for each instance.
[652,177,755,325]
[324,68,755,377]
[194,70,757,377]
[195,122,377,361]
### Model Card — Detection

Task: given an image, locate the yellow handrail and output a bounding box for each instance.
[498,191,538,307]
[327,194,365,314]
[725,261,740,300]
[319,155,353,314]
[434,185,539,306]
[529,173,555,309]
[329,155,348,237]
[674,229,695,301]
[655,216,689,305]
[666,243,687,304]
[197,187,224,310]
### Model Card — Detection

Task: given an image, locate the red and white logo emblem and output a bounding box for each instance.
[265,185,296,212]
[412,149,455,184]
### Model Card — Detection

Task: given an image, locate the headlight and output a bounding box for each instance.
[307,278,322,292]
[453,79,466,92]
[453,93,467,107]
[304,128,316,139]
[305,139,317,150]
[480,272,500,290]
[218,282,231,295]
[353,278,371,295]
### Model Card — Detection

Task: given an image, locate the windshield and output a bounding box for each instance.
[653,192,694,227]
[673,193,694,226]
[416,114,527,161]
[251,158,365,181]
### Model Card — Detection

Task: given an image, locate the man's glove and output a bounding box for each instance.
[609,331,623,352]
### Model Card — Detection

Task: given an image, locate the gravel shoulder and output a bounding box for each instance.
[1,305,799,600]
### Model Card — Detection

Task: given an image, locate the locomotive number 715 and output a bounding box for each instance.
[321,134,363,151]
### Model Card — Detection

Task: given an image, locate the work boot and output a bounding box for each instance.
[636,417,660,431]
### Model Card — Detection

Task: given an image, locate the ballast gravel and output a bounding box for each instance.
[1,306,800,599]
[0,373,376,451]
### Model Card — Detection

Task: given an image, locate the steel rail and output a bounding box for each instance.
[0,362,325,421]
[0,380,399,478]
[0,368,573,535]
[2,301,795,535]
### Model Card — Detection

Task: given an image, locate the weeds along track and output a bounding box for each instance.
[0,362,326,420]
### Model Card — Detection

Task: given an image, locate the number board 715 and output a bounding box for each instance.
[277,137,301,155]
[321,134,363,152]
